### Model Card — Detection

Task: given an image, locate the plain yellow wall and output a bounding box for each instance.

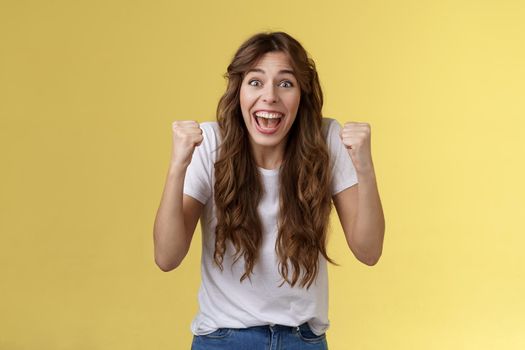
[1,0,524,349]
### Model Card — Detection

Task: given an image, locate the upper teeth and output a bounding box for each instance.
[254,111,284,119]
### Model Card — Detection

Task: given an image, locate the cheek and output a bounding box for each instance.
[239,91,252,121]
[284,93,301,111]
[239,88,252,109]
[239,88,246,105]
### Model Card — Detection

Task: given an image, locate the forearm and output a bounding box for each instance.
[352,166,385,265]
[153,164,189,271]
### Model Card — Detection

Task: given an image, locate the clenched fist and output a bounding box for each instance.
[170,120,203,168]
[339,121,374,173]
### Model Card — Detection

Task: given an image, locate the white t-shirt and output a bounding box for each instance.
[183,117,358,336]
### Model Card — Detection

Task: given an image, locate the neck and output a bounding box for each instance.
[250,141,285,170]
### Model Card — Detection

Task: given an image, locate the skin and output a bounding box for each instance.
[239,51,301,170]
[334,122,385,265]
[154,52,384,272]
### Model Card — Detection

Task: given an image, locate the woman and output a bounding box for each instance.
[153,31,385,350]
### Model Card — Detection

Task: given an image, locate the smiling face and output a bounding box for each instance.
[239,51,301,155]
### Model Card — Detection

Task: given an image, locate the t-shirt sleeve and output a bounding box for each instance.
[326,119,359,196]
[183,123,213,205]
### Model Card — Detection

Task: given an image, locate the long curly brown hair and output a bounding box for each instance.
[213,31,339,289]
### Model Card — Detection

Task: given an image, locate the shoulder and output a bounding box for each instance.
[321,117,341,139]
[197,121,220,141]
[196,121,221,159]
[199,121,219,134]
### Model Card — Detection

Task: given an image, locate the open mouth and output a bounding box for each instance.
[252,111,284,134]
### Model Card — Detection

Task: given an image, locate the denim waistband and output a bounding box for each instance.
[241,322,310,334]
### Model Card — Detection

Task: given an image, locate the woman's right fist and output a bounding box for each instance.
[170,120,204,168]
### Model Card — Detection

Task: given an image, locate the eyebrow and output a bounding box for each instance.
[246,68,295,75]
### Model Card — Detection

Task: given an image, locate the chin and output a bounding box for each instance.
[251,135,281,146]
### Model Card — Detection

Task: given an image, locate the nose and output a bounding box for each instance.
[262,84,278,103]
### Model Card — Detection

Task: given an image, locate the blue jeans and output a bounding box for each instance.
[191,322,328,350]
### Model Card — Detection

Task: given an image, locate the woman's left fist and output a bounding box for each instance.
[339,121,374,172]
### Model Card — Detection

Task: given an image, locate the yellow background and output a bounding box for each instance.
[1,0,524,349]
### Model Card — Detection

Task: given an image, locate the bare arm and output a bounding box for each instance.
[153,120,204,271]
[336,120,385,265]
[333,168,385,266]
[153,164,203,271]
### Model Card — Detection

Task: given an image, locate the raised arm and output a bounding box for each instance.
[333,172,384,266]
[334,121,385,266]
[153,121,204,271]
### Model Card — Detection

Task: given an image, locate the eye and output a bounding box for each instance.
[279,80,294,88]
[248,79,261,86]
